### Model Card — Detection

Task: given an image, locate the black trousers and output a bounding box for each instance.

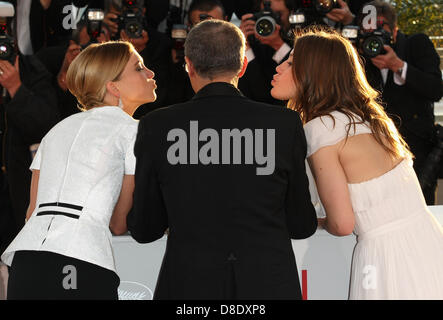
[410,142,437,205]
[7,250,120,300]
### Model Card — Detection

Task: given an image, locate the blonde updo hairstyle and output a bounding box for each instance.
[66,41,135,111]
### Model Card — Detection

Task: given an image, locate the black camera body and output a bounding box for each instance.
[299,0,340,15]
[248,1,281,37]
[0,2,16,65]
[114,0,146,39]
[358,28,393,58]
[290,0,340,27]
[341,25,393,58]
[0,24,15,65]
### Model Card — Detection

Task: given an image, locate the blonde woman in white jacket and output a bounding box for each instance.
[1,41,157,299]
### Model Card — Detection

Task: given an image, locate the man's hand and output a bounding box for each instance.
[326,0,354,25]
[40,0,51,10]
[104,12,119,37]
[240,13,284,51]
[57,41,81,91]
[97,27,110,43]
[240,13,256,49]
[371,45,404,72]
[0,56,22,98]
[61,41,81,73]
[120,29,149,53]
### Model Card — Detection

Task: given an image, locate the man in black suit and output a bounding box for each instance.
[128,19,317,299]
[166,0,230,107]
[238,0,292,106]
[359,0,443,204]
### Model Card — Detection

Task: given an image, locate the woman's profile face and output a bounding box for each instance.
[271,53,297,101]
[115,51,157,107]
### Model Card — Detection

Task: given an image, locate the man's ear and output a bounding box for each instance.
[184,56,195,77]
[238,56,248,78]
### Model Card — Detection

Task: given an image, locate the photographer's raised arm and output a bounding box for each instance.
[240,13,256,50]
[0,56,21,98]
[326,0,355,25]
[2,55,60,145]
[103,12,119,37]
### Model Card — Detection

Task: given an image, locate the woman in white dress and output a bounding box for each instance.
[271,29,443,299]
[1,41,157,299]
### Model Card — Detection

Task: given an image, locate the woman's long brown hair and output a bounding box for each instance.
[287,27,412,160]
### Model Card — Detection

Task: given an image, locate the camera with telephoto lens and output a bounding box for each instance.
[289,0,340,28]
[247,0,281,38]
[0,1,15,65]
[112,0,146,39]
[81,9,104,49]
[341,25,393,58]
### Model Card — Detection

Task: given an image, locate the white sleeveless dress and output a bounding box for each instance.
[304,111,443,299]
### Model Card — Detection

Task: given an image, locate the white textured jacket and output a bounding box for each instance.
[1,106,138,272]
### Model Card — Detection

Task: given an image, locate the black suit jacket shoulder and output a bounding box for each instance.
[127,82,317,299]
[128,82,317,243]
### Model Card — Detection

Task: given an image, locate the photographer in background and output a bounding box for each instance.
[325,0,370,26]
[238,0,292,105]
[36,14,111,120]
[0,2,60,255]
[103,0,171,117]
[358,0,443,204]
[6,0,87,51]
[76,0,169,30]
[167,0,230,106]
[287,1,370,31]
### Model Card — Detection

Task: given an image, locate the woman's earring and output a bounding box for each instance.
[118,97,123,109]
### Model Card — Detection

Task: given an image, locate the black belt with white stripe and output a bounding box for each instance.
[36,202,83,219]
